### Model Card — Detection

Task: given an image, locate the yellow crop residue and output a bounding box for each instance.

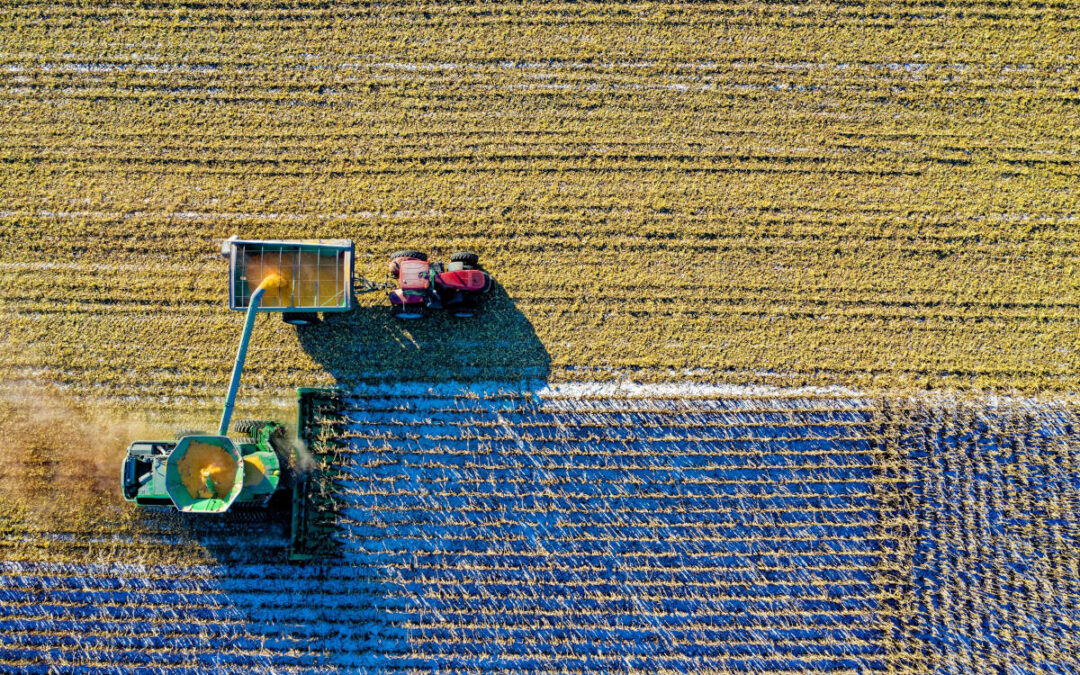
[242,455,266,487]
[244,251,344,308]
[8,4,1080,401]
[177,442,237,500]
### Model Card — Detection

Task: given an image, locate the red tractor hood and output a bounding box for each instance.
[437,270,487,291]
[398,259,430,290]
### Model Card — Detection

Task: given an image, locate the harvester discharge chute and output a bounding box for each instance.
[121,237,352,560]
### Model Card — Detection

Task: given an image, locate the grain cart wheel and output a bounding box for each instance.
[450,251,480,268]
[389,250,428,278]
[282,312,321,326]
[391,304,425,320]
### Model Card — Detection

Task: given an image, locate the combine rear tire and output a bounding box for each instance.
[233,420,283,438]
[282,312,320,326]
[450,251,480,268]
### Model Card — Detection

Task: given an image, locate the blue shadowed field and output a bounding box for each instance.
[331,384,890,672]
[0,384,1078,673]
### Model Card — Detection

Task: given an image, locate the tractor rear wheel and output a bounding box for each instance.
[282,312,321,326]
[450,251,480,268]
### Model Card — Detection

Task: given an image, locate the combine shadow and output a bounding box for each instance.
[151,447,299,564]
[123,279,555,670]
[296,279,551,385]
[282,277,550,562]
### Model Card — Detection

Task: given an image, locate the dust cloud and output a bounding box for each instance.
[0,385,160,528]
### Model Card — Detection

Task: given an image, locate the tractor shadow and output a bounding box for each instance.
[295,279,551,386]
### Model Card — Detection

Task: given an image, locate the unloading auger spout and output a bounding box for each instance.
[218,273,284,436]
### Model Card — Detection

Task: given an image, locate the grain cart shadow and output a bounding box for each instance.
[278,278,550,564]
[295,279,551,386]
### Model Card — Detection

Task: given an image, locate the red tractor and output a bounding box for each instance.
[388,250,492,319]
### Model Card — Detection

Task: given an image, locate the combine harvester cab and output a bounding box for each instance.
[122,427,282,512]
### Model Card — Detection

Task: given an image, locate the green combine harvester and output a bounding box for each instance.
[122,423,285,513]
[121,237,353,559]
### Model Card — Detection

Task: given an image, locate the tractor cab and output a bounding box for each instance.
[388,250,493,319]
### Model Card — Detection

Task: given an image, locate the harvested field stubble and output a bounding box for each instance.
[1,384,1077,673]
[1,3,1079,409]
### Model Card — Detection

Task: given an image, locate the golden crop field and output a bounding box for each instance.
[2,5,1080,672]
[1,1,1079,420]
